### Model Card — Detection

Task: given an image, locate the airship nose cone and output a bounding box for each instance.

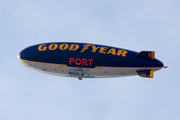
[17,54,20,60]
[18,45,38,62]
[17,53,23,62]
[17,53,25,65]
[17,52,24,65]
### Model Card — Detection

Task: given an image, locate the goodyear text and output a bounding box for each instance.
[38,43,128,57]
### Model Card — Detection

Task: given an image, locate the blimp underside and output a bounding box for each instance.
[18,58,161,79]
[18,43,164,80]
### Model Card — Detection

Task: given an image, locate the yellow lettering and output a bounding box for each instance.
[107,48,116,55]
[38,44,47,51]
[99,47,108,54]
[49,44,58,50]
[69,44,79,51]
[117,50,128,57]
[92,46,100,52]
[81,44,91,53]
[59,44,69,50]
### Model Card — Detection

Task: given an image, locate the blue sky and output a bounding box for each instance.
[0,0,180,120]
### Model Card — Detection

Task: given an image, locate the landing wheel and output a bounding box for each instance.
[78,77,82,80]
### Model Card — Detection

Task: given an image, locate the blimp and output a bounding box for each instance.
[17,42,164,80]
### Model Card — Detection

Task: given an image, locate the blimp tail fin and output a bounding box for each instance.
[136,70,154,78]
[136,51,155,60]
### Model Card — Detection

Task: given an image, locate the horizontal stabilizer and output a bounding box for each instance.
[136,70,154,78]
[136,51,155,60]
